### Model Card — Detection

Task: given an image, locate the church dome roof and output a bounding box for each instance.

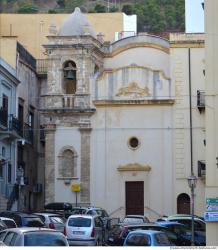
[58,7,96,37]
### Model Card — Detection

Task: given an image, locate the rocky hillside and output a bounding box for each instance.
[0,0,185,32]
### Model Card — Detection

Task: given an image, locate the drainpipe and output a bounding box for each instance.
[188,48,194,176]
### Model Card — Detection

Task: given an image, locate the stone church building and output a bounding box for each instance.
[41,7,174,219]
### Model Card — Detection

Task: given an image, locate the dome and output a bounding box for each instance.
[58,7,96,37]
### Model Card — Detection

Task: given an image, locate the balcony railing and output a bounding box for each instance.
[9,115,23,137]
[36,59,51,75]
[23,123,33,144]
[197,90,205,112]
[0,109,8,127]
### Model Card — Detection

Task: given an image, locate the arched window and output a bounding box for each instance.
[177,193,191,214]
[58,147,78,177]
[63,61,77,94]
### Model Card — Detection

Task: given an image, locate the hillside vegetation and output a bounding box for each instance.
[0,0,185,32]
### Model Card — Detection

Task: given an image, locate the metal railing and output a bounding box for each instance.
[23,123,33,144]
[36,59,51,74]
[9,115,23,137]
[0,109,8,127]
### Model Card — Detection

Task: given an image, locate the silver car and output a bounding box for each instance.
[0,227,69,246]
[34,213,66,233]
[65,214,104,246]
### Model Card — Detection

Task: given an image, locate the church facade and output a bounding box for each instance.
[41,8,174,219]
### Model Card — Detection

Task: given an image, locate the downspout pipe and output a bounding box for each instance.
[189,48,194,176]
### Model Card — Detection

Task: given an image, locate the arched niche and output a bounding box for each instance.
[58,146,78,177]
[177,193,191,214]
[63,61,77,94]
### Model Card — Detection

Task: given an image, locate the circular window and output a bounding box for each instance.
[128,137,140,150]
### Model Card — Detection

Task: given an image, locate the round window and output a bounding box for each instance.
[128,137,140,150]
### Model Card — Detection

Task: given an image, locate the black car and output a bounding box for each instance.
[0,212,45,228]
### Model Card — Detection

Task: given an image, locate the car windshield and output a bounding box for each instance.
[154,233,171,246]
[122,217,144,224]
[126,234,151,246]
[95,209,109,217]
[24,232,67,246]
[68,217,91,227]
[2,220,16,228]
[50,216,65,224]
[23,217,44,227]
[71,208,86,215]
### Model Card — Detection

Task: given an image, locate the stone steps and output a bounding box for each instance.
[0,195,8,211]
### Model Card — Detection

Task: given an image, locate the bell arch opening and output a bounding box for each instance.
[63,61,77,94]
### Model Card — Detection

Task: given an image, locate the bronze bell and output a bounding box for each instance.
[66,70,74,80]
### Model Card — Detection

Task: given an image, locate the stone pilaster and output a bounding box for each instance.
[79,127,92,204]
[44,124,56,204]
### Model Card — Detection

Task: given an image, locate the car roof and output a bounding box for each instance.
[34,213,63,217]
[0,212,39,217]
[128,229,165,235]
[156,221,185,226]
[0,217,16,222]
[168,216,204,221]
[3,227,58,233]
[122,223,166,229]
[125,215,145,218]
[68,214,93,219]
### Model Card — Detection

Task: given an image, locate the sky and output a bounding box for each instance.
[185,0,204,33]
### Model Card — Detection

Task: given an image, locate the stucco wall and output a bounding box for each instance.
[91,105,174,220]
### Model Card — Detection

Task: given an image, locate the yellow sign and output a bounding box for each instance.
[71,184,81,192]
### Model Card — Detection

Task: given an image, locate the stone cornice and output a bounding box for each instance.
[117,163,151,172]
[93,99,174,107]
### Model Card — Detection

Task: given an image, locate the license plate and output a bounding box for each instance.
[73,231,84,235]
[108,237,114,242]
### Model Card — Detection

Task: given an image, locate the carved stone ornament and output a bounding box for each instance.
[116,82,150,97]
[117,163,151,172]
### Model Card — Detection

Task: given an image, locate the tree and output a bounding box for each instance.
[122,4,133,15]
[17,3,38,13]
[94,4,106,13]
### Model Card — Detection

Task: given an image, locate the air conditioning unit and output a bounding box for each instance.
[32,183,42,193]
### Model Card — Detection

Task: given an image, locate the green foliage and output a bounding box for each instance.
[48,9,57,13]
[94,4,106,13]
[17,2,38,13]
[1,0,185,32]
[122,4,133,15]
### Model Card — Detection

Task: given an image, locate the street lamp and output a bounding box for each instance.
[187,175,197,246]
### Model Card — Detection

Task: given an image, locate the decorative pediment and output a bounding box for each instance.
[117,163,151,172]
[116,82,150,98]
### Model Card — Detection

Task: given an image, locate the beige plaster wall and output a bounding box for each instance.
[0,37,17,68]
[0,13,123,59]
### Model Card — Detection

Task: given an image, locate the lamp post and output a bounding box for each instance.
[187,175,197,246]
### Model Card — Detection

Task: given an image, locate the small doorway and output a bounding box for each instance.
[177,193,191,214]
[125,181,144,215]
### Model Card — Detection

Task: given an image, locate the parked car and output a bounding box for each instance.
[0,220,7,232]
[121,215,150,224]
[0,227,69,246]
[156,218,206,246]
[0,217,17,228]
[156,221,195,246]
[123,230,172,246]
[106,222,168,246]
[65,214,104,246]
[33,213,66,233]
[0,212,45,228]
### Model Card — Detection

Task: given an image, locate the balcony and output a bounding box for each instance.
[41,94,94,112]
[0,109,8,128]
[23,123,33,144]
[36,59,51,76]
[197,90,205,113]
